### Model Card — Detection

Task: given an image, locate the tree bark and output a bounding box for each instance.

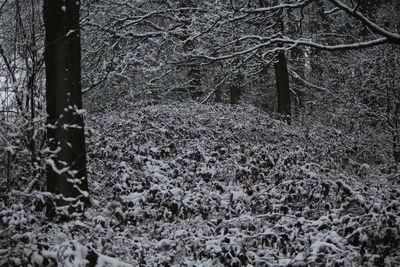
[43,0,89,216]
[230,73,242,104]
[274,51,291,119]
[230,84,241,104]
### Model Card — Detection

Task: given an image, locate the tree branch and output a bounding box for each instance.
[240,0,313,13]
[327,0,400,44]
[190,36,390,63]
[285,36,390,50]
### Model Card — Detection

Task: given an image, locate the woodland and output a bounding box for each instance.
[0,0,399,266]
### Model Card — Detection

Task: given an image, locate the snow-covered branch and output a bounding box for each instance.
[240,0,312,13]
[189,35,390,63]
[327,0,400,44]
[284,36,390,50]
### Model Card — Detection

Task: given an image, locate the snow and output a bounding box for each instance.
[1,103,399,266]
[329,0,400,41]
[96,254,133,267]
[66,30,77,37]
[46,158,70,175]
[3,145,15,154]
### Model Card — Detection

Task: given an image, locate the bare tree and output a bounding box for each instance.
[43,0,89,216]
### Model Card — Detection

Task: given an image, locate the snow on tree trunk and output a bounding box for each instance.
[274,51,291,119]
[43,0,89,216]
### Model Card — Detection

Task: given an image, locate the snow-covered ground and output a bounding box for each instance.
[1,103,399,266]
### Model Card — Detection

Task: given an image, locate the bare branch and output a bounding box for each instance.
[327,0,400,44]
[240,0,313,13]
[289,70,329,93]
[0,44,16,83]
[0,0,8,15]
[323,7,339,15]
[191,35,389,63]
[284,36,390,50]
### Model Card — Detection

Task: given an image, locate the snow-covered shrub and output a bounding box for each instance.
[1,102,399,266]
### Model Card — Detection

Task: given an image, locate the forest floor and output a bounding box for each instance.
[1,102,399,266]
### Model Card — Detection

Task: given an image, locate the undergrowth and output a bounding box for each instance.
[1,102,399,266]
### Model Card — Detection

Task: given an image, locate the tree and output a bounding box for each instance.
[230,73,243,104]
[80,0,203,105]
[0,0,46,192]
[77,0,399,167]
[43,0,89,216]
[274,51,290,117]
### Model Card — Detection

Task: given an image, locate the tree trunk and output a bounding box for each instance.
[43,0,89,216]
[274,51,291,119]
[188,63,202,99]
[179,1,202,100]
[230,73,242,104]
[230,85,241,104]
[215,87,222,103]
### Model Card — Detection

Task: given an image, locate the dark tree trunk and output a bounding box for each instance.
[230,74,243,104]
[43,0,89,215]
[215,87,222,103]
[230,85,241,104]
[274,51,291,119]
